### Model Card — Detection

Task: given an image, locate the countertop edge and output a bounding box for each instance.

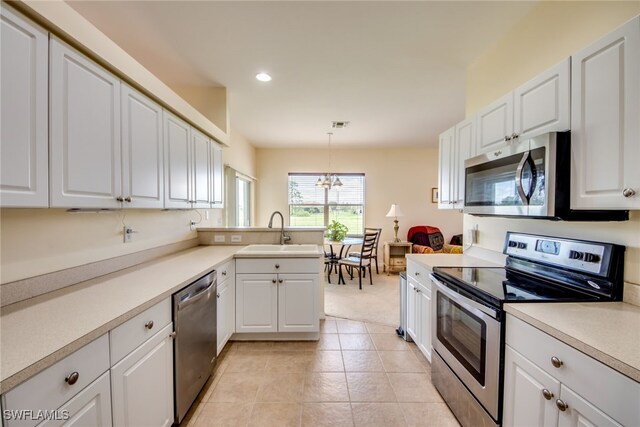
[504,304,640,383]
[0,250,238,394]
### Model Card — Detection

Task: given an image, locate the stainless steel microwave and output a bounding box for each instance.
[463,132,628,221]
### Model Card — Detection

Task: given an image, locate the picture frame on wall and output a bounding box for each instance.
[431,188,439,203]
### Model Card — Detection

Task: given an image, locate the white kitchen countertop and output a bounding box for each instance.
[0,245,242,394]
[405,253,502,270]
[505,302,640,382]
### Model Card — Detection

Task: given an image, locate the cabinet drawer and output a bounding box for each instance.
[2,334,109,427]
[236,258,320,274]
[406,260,431,283]
[389,258,407,266]
[109,298,171,365]
[217,260,235,285]
[506,315,639,426]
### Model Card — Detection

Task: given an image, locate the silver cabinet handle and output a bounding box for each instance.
[145,320,154,330]
[275,264,280,269]
[511,133,519,139]
[555,399,568,412]
[542,389,554,400]
[116,196,124,202]
[216,293,220,298]
[125,197,132,202]
[504,136,511,142]
[415,272,420,276]
[551,356,563,368]
[65,372,79,385]
[169,331,177,339]
[494,150,503,157]
[278,279,283,284]
[272,279,277,283]
[416,289,421,293]
[222,271,227,276]
[623,188,636,197]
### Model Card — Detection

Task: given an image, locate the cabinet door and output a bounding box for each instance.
[454,118,475,208]
[571,17,640,209]
[514,58,570,140]
[0,6,48,207]
[236,274,278,333]
[503,345,560,427]
[163,111,192,208]
[111,323,174,427]
[557,385,623,427]
[41,372,112,427]
[475,92,513,154]
[278,273,319,332]
[217,279,235,355]
[416,283,431,362]
[406,277,418,341]
[50,38,121,208]
[191,128,211,208]
[121,84,164,208]
[438,126,455,209]
[211,142,224,208]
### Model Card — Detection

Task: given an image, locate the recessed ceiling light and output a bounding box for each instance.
[256,72,272,82]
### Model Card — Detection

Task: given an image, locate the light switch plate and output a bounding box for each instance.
[214,235,225,243]
[123,226,133,243]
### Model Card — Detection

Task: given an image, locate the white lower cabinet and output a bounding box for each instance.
[235,258,320,334]
[504,315,639,427]
[216,261,236,355]
[41,372,112,427]
[110,322,174,427]
[406,260,432,362]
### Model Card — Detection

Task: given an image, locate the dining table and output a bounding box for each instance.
[324,237,363,283]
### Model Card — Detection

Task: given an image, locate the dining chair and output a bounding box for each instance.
[348,228,382,274]
[338,231,377,289]
[324,245,339,283]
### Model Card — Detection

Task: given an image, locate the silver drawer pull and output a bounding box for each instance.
[222,270,227,276]
[542,389,554,400]
[275,264,280,269]
[555,399,568,411]
[278,279,283,283]
[622,188,636,197]
[550,356,563,368]
[65,372,79,385]
[272,279,277,283]
[145,320,154,330]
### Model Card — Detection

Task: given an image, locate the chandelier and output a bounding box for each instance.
[315,132,343,189]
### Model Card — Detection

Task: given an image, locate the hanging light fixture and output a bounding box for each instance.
[315,132,343,189]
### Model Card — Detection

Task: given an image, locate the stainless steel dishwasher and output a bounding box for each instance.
[173,270,217,424]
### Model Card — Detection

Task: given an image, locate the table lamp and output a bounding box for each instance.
[386,204,404,242]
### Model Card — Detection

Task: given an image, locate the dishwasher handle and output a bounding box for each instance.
[178,281,215,311]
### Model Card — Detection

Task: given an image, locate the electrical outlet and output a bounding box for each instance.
[214,234,225,243]
[466,225,479,245]
[190,221,196,231]
[123,226,134,243]
[231,235,242,243]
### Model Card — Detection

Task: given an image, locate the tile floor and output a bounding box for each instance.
[181,318,460,427]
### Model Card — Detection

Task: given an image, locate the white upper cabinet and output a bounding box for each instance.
[514,58,570,141]
[438,126,455,209]
[475,59,570,156]
[454,117,475,208]
[475,92,514,154]
[121,84,164,208]
[50,38,122,208]
[0,6,48,207]
[571,16,640,210]
[163,111,192,209]
[191,128,211,208]
[211,142,224,208]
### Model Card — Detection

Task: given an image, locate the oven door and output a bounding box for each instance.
[430,274,502,421]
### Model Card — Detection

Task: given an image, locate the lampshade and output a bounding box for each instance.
[386,204,404,218]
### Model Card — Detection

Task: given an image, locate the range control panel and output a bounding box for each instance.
[504,232,608,276]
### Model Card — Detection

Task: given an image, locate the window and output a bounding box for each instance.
[236,176,251,227]
[288,173,365,235]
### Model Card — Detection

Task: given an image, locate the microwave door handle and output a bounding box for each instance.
[515,151,530,205]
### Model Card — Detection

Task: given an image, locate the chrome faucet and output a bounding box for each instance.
[268,211,291,245]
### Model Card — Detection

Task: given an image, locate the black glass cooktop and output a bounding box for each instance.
[432,267,600,308]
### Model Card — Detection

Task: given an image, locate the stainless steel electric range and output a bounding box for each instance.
[429,232,625,427]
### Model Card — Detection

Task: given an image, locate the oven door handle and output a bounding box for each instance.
[429,274,499,320]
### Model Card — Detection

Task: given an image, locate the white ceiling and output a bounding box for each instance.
[68,1,536,148]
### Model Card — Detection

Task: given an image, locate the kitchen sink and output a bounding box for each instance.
[236,244,321,255]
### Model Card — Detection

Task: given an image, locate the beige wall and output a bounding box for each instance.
[0,127,256,284]
[463,2,640,284]
[255,147,463,246]
[466,1,640,117]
